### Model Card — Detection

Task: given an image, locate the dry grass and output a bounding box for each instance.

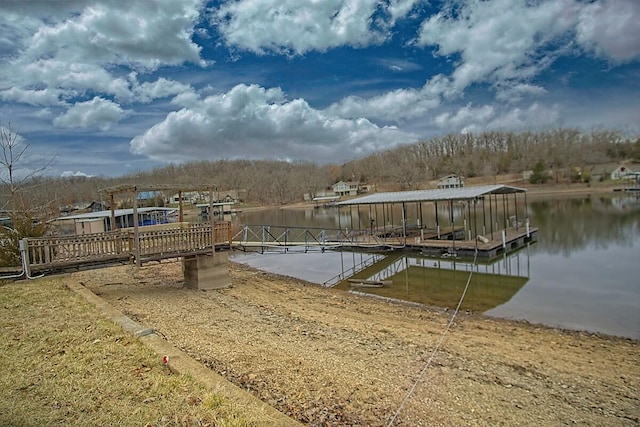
[0,277,251,427]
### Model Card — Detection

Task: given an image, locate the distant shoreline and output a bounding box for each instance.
[278,181,623,210]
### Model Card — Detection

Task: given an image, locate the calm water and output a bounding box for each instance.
[231,194,640,339]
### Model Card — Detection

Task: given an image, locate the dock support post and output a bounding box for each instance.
[501,230,506,249]
[402,202,407,245]
[183,252,230,290]
[434,201,439,237]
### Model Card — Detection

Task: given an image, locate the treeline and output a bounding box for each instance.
[2,128,639,216]
[342,129,639,190]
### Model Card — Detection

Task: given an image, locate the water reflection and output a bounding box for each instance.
[334,249,531,312]
[528,194,640,255]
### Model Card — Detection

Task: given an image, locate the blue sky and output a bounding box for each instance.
[0,0,639,178]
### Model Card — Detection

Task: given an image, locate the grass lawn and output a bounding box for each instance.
[0,277,250,427]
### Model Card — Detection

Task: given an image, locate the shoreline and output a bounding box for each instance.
[70,262,640,426]
[234,258,639,342]
[278,182,624,210]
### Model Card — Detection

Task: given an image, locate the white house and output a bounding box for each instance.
[332,181,359,196]
[437,174,465,189]
[610,165,635,180]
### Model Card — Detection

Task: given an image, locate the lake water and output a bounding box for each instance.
[230,194,640,340]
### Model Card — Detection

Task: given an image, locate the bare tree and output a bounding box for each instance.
[1,118,53,266]
[1,119,54,214]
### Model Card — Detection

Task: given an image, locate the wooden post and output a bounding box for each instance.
[109,193,116,231]
[133,188,141,268]
[209,188,215,256]
[450,200,455,254]
[474,198,478,250]
[178,190,183,223]
[401,202,407,245]
[435,201,440,239]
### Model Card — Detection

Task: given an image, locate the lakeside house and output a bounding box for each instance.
[332,181,359,196]
[437,174,465,189]
[610,165,636,180]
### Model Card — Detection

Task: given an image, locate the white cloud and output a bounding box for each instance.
[212,0,421,55]
[327,74,453,121]
[495,83,547,103]
[377,58,423,72]
[127,73,193,104]
[0,87,65,107]
[53,97,129,131]
[18,0,205,70]
[417,0,580,90]
[130,83,416,163]
[490,103,560,130]
[0,0,205,108]
[387,0,422,23]
[61,170,93,178]
[435,104,495,130]
[434,102,560,133]
[0,0,89,55]
[577,0,640,64]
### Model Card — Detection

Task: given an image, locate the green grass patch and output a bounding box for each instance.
[0,278,251,426]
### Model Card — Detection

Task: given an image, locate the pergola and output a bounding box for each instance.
[336,184,529,245]
[100,184,218,267]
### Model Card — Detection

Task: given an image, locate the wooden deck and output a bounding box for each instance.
[2,222,536,279]
[344,226,537,258]
[409,227,538,258]
[21,222,233,274]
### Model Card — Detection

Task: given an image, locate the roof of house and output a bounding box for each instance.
[438,174,464,180]
[55,207,177,221]
[337,184,526,206]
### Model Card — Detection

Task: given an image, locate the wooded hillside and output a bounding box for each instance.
[2,129,638,218]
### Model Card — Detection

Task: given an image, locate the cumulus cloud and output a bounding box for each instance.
[327,74,454,121]
[212,0,421,55]
[61,170,93,178]
[0,0,204,107]
[435,104,496,130]
[326,0,586,124]
[18,0,205,69]
[434,102,560,133]
[417,0,580,90]
[130,83,417,163]
[576,0,640,64]
[127,73,193,104]
[53,97,129,131]
[0,87,65,106]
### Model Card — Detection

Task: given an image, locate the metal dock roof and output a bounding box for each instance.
[336,184,526,206]
[55,207,177,221]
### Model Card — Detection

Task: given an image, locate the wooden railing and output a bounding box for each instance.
[23,222,233,273]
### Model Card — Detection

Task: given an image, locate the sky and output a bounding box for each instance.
[0,0,639,178]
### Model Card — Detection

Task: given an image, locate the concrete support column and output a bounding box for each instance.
[183,252,230,290]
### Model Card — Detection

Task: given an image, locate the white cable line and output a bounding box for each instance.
[387,249,479,427]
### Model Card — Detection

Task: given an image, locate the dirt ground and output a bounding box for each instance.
[71,260,639,426]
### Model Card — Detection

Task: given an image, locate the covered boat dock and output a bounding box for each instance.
[336,184,537,259]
